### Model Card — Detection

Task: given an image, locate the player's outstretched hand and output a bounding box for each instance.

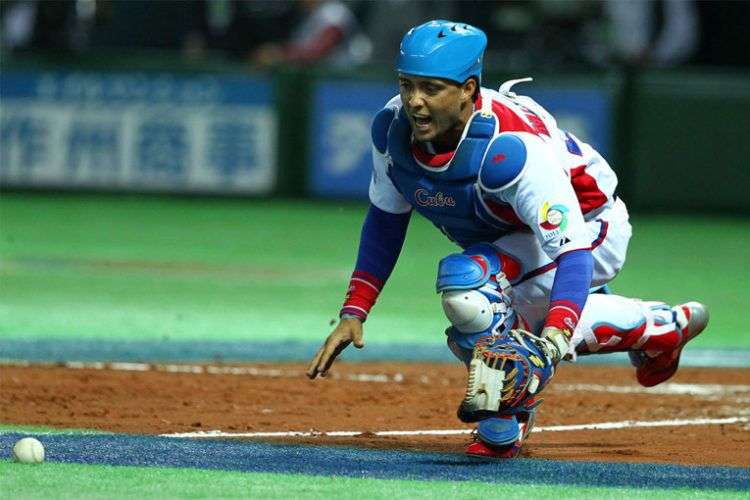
[307,317,364,379]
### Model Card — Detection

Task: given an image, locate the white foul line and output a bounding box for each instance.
[555,383,750,396]
[162,416,749,439]
[9,361,404,383]
[536,416,749,432]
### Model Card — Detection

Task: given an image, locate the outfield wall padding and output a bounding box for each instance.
[1,57,747,211]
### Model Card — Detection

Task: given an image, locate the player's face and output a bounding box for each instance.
[398,75,475,147]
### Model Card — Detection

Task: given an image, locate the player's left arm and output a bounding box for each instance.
[479,132,593,361]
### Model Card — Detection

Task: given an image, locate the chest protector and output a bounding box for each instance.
[382,103,520,247]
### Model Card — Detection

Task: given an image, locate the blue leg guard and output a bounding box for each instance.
[476,403,539,447]
[477,415,521,446]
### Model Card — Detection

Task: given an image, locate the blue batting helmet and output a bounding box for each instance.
[397,20,487,84]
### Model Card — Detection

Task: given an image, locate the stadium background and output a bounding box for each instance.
[1,1,749,497]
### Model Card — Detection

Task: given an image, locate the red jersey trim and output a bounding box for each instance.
[545,297,583,332]
[476,94,550,137]
[570,165,608,214]
[482,197,526,227]
[341,271,384,321]
[411,142,455,168]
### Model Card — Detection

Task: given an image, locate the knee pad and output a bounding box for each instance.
[437,243,516,353]
[441,289,497,334]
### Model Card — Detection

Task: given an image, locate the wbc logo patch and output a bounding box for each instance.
[539,202,568,240]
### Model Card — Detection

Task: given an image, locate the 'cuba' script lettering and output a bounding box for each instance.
[415,188,456,207]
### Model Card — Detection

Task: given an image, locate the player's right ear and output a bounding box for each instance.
[462,77,479,103]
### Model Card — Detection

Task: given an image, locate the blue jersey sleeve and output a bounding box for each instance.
[340,204,411,321]
[545,249,593,331]
[354,203,411,281]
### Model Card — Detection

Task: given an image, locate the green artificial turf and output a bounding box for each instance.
[0,424,109,435]
[0,193,746,347]
[0,460,745,500]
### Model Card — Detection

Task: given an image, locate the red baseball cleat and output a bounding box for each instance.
[465,437,523,459]
[630,302,709,388]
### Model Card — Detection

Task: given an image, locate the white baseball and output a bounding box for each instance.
[13,437,45,464]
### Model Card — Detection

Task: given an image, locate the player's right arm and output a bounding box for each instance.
[307,105,412,379]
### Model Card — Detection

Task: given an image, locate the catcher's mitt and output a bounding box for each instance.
[458,329,557,423]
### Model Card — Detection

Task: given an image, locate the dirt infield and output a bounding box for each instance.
[1,362,748,467]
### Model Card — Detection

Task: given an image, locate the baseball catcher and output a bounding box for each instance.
[308,20,709,459]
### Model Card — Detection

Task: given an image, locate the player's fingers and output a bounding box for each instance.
[352,328,364,349]
[314,339,341,378]
[320,340,350,377]
[306,345,326,379]
[308,334,344,379]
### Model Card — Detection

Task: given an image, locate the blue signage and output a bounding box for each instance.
[0,71,278,194]
[309,81,398,198]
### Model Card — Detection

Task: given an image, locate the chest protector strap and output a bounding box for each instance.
[417,95,497,181]
[444,99,498,181]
